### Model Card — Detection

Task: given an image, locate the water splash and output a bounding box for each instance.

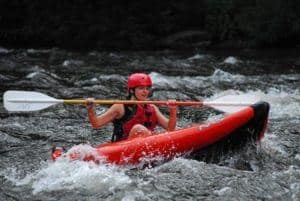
[209,69,245,83]
[150,70,299,119]
[2,159,132,195]
[187,54,207,61]
[241,89,300,119]
[223,56,240,64]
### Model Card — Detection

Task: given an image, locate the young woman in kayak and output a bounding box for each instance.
[86,73,177,142]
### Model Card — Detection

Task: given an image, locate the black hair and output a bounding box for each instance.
[127,89,135,100]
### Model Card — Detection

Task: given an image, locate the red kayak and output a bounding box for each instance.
[52,102,269,166]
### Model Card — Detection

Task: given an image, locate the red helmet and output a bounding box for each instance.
[127,73,152,89]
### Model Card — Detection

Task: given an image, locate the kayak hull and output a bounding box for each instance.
[54,102,269,166]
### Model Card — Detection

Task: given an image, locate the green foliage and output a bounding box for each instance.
[1,0,300,49]
[205,0,238,41]
[204,0,300,47]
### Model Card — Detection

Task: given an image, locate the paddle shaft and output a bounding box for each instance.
[63,99,253,106]
[8,98,202,106]
[63,99,202,106]
[8,98,253,106]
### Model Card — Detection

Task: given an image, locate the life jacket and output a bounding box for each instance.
[112,104,157,142]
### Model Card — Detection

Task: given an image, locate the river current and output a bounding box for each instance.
[0,48,299,200]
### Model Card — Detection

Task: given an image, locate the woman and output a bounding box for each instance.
[86,73,177,142]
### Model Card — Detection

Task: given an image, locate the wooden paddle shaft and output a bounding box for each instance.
[63,99,204,106]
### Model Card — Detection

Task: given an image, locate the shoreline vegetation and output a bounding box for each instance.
[0,0,299,50]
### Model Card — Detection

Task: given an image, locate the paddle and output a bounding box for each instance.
[3,90,260,113]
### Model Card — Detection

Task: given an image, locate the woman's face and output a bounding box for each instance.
[134,86,151,100]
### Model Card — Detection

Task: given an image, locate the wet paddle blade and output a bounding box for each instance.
[204,94,261,113]
[3,90,63,112]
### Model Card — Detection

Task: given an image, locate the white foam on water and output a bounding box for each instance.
[206,88,299,120]
[214,187,233,196]
[235,88,300,119]
[223,56,239,64]
[0,46,11,54]
[260,132,289,157]
[270,166,300,200]
[150,72,178,88]
[261,88,300,119]
[150,71,205,91]
[0,167,22,184]
[33,161,130,195]
[90,77,98,82]
[150,69,246,89]
[150,70,299,119]
[150,71,206,89]
[25,66,45,78]
[290,182,300,201]
[26,48,52,54]
[26,72,40,78]
[187,54,207,61]
[62,59,85,67]
[121,190,145,201]
[1,145,132,195]
[210,69,245,83]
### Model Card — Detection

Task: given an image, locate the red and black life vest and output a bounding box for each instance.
[112,104,157,142]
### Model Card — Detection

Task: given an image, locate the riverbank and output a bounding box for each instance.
[1,0,300,50]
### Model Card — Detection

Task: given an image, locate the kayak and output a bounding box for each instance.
[52,101,270,166]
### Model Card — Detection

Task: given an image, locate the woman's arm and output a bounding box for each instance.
[87,101,124,129]
[154,101,177,131]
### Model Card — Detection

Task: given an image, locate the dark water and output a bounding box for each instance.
[0,47,299,200]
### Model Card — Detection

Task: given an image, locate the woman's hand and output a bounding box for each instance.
[167,99,177,110]
[86,98,95,110]
[166,99,177,131]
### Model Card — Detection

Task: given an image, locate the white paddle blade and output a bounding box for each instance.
[3,90,63,112]
[205,94,261,113]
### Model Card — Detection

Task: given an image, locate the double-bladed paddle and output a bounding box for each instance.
[3,90,260,113]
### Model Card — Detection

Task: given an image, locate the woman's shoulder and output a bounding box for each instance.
[151,104,161,114]
[110,104,125,119]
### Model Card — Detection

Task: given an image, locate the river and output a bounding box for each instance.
[0,47,299,200]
